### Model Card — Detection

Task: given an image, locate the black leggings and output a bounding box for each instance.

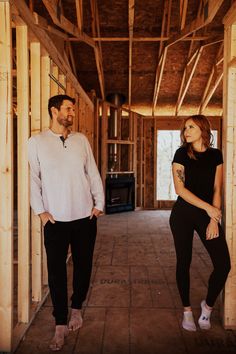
[169,199,231,308]
[44,216,97,325]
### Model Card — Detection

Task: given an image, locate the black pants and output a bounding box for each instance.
[169,199,231,308]
[44,216,97,325]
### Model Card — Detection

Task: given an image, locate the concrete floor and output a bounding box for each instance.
[16,210,236,354]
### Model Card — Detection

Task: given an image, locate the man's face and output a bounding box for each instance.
[56,99,75,127]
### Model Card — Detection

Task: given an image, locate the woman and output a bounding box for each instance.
[169,114,230,331]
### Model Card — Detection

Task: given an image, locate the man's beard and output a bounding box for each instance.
[57,116,73,127]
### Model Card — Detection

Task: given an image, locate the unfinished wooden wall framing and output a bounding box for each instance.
[99,101,139,206]
[222,5,236,329]
[0,3,95,351]
[0,2,13,352]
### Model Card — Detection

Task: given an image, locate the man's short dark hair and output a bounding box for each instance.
[48,94,75,118]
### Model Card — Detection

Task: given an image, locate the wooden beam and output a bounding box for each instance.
[223,1,236,26]
[176,46,203,115]
[11,0,93,110]
[128,0,135,108]
[42,0,94,48]
[153,0,172,112]
[16,24,30,324]
[75,0,83,33]
[90,0,105,99]
[199,42,223,113]
[222,21,236,329]
[58,73,66,94]
[41,54,51,130]
[167,0,224,48]
[0,2,13,352]
[33,12,68,40]
[180,0,188,30]
[50,64,59,96]
[69,35,212,42]
[30,40,43,302]
[175,2,202,116]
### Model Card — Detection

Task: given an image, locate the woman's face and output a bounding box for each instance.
[184,119,202,145]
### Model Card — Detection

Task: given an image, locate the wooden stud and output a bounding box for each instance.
[16,24,30,323]
[101,102,108,188]
[58,73,66,94]
[222,18,236,329]
[41,54,50,130]
[0,2,13,351]
[50,63,59,96]
[128,0,135,108]
[30,40,42,302]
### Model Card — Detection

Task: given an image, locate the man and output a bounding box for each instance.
[28,94,104,351]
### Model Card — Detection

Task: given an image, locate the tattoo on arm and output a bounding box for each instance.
[176,169,185,183]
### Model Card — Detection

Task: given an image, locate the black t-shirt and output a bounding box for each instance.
[172,146,223,204]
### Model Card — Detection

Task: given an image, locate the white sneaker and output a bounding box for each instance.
[198,300,211,330]
[182,311,197,331]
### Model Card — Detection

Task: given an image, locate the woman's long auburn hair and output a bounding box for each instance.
[180,114,214,159]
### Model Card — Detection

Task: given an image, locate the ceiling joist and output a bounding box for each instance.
[152,0,172,113]
[41,0,95,48]
[199,42,224,113]
[167,0,224,48]
[75,0,83,33]
[180,0,188,30]
[11,0,93,109]
[90,0,105,99]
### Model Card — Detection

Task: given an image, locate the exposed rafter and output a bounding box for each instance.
[90,0,105,99]
[69,36,211,42]
[199,42,224,113]
[166,0,224,48]
[41,0,95,48]
[11,0,93,109]
[175,2,202,115]
[33,12,68,40]
[180,0,188,30]
[75,0,83,33]
[128,0,135,108]
[152,0,172,113]
[176,46,203,115]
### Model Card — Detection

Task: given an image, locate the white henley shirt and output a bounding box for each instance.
[28,129,104,221]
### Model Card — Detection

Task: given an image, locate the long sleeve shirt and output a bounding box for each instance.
[28,129,104,221]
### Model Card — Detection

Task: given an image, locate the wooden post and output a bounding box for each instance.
[222,8,236,328]
[41,52,50,284]
[101,102,108,188]
[41,53,50,130]
[50,63,59,96]
[58,73,66,94]
[30,40,42,302]
[16,24,30,323]
[133,113,138,208]
[0,1,13,351]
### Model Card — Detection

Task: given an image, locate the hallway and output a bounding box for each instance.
[15,210,236,354]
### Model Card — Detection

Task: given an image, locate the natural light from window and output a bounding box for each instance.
[156,130,218,201]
